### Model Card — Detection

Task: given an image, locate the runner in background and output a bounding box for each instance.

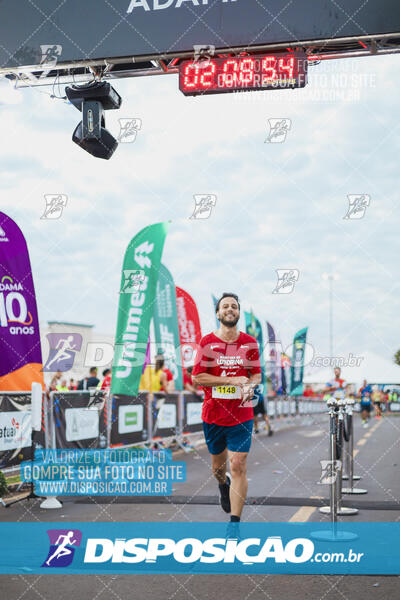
[192,293,261,535]
[253,387,273,436]
[323,367,346,394]
[358,379,373,427]
[372,385,382,419]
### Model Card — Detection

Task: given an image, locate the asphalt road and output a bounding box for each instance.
[1,413,399,599]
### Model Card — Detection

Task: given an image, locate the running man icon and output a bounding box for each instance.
[46,335,77,370]
[45,531,78,567]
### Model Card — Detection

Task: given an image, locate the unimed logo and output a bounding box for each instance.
[125,411,138,426]
[84,536,314,564]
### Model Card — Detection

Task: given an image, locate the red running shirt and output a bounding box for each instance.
[192,331,261,426]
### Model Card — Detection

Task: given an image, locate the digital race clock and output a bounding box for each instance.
[179,51,307,96]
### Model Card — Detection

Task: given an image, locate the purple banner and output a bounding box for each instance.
[0,211,43,390]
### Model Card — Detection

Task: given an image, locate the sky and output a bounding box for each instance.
[0,52,399,371]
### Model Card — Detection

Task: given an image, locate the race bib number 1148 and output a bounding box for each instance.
[212,386,241,399]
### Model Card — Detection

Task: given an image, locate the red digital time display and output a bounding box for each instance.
[179,51,307,96]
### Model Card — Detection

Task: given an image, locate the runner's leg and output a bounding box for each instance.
[211,449,228,485]
[227,450,248,518]
[264,414,273,434]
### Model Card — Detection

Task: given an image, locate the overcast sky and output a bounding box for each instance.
[1,53,399,367]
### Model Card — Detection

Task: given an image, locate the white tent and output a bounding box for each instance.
[303,351,400,390]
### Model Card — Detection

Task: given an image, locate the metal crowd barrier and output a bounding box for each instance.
[318,397,368,522]
[0,390,332,468]
[45,392,328,451]
[0,389,332,509]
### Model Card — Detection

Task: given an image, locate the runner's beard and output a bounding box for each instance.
[219,315,240,327]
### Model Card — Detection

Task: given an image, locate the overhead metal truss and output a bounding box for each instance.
[1,32,400,89]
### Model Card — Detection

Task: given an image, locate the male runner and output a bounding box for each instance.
[323,367,346,396]
[358,379,372,427]
[192,293,261,530]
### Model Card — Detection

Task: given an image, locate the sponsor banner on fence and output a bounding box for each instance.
[0,410,32,452]
[0,522,399,574]
[0,409,31,451]
[181,393,203,433]
[111,393,149,446]
[65,408,99,442]
[186,402,202,427]
[111,222,170,397]
[51,392,106,449]
[0,211,44,391]
[0,393,34,469]
[152,393,179,438]
[118,404,144,434]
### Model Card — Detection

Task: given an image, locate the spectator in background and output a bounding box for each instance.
[68,378,77,390]
[156,356,174,393]
[303,384,314,398]
[99,368,112,392]
[56,379,69,392]
[183,365,203,400]
[371,385,383,419]
[49,371,62,392]
[139,359,168,393]
[77,367,99,390]
[183,365,195,392]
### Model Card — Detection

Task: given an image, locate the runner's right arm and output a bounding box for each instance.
[192,373,249,387]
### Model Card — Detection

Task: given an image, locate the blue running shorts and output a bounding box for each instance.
[202,419,253,454]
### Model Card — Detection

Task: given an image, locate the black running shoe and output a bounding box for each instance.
[219,473,231,513]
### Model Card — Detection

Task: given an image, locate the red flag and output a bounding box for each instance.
[175,286,202,368]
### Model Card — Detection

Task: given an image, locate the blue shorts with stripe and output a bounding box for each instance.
[202,419,253,454]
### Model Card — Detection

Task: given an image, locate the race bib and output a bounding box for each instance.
[212,386,241,399]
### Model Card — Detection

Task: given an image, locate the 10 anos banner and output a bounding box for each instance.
[0,292,30,329]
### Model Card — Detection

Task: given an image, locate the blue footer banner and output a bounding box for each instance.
[0,522,399,574]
